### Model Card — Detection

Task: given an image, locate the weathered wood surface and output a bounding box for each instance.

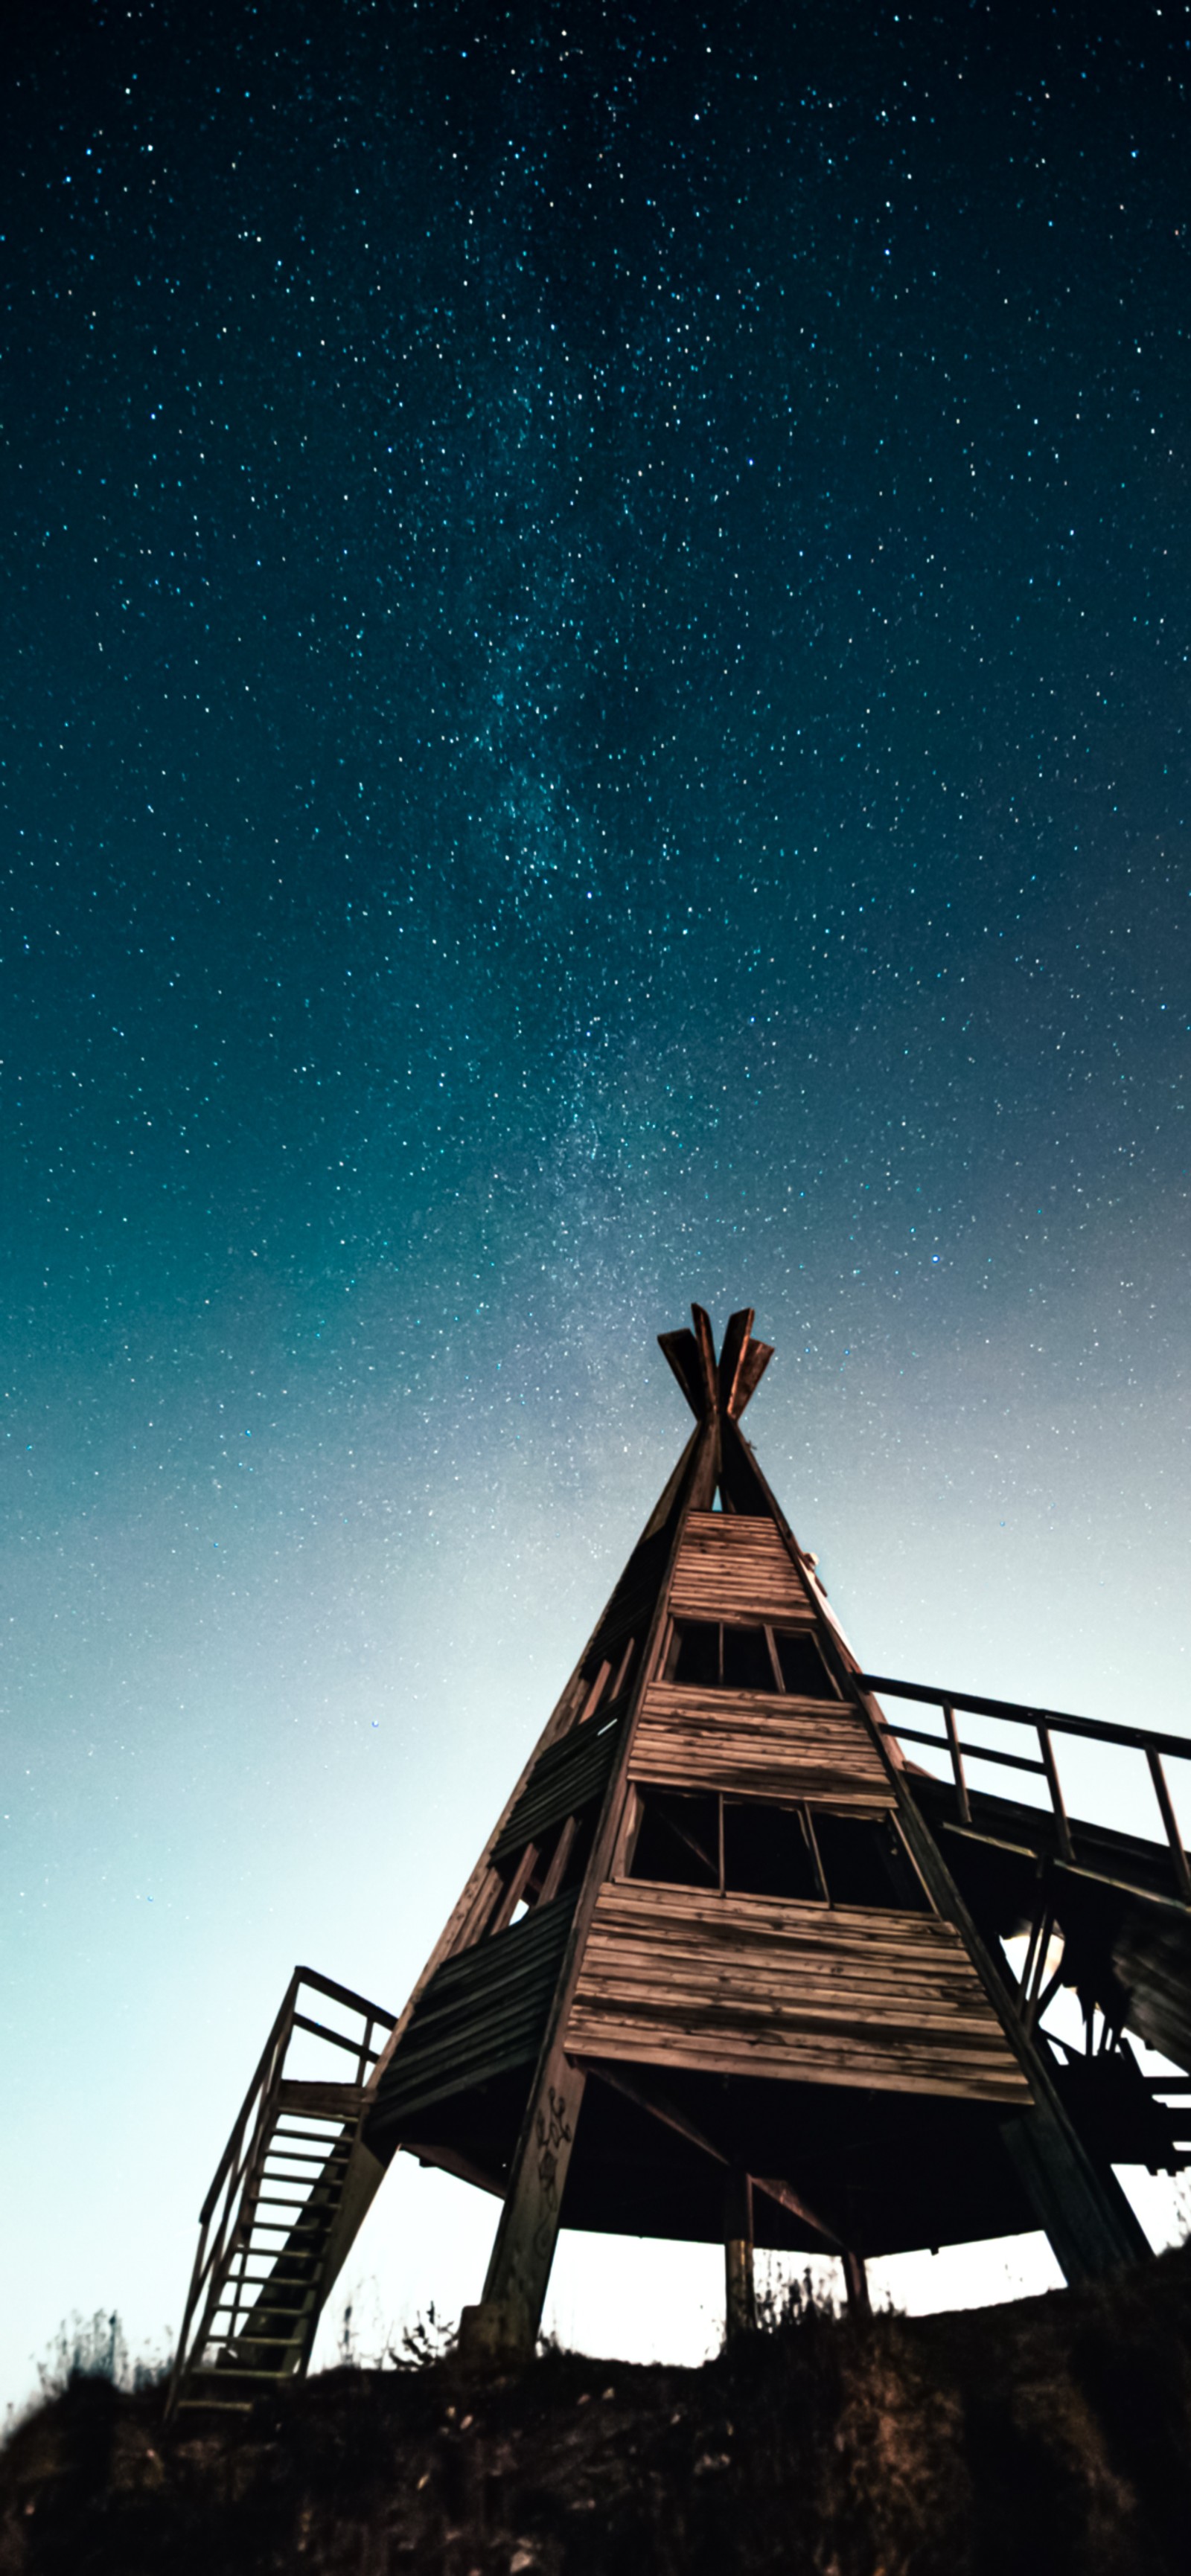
[473,1422,721,2354]
[668,1512,815,1621]
[657,1326,708,1422]
[368,1896,578,2132]
[566,1883,1030,2102]
[631,1683,895,1804]
[469,2054,588,2360]
[493,1714,624,1862]
[275,2080,367,2121]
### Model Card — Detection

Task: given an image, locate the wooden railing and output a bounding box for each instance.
[166,1965,395,2415]
[859,1674,1191,1906]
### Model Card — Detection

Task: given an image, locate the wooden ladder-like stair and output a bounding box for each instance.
[166,1967,395,2415]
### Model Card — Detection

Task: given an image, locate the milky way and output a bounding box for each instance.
[4,1,1190,2397]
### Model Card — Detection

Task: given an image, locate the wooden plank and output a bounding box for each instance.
[732,1339,775,1417]
[943,1704,971,1827]
[275,2081,365,2120]
[724,2169,756,2336]
[459,2056,587,2368]
[471,1418,722,2358]
[717,1308,755,1420]
[631,1683,893,1804]
[1146,1747,1191,1901]
[587,2064,843,2249]
[493,1714,623,1862]
[657,1328,706,1420]
[365,1431,701,2108]
[668,1513,816,1621]
[566,1884,1029,2104]
[690,1305,721,1417]
[368,1897,578,2131]
[860,1673,1191,1766]
[1038,1726,1074,1865]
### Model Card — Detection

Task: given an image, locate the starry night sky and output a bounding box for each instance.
[4,0,1191,2399]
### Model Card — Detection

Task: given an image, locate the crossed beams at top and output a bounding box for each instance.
[657,1305,775,1425]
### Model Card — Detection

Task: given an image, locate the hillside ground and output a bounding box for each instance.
[4,2244,1191,2575]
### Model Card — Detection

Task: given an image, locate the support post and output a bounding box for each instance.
[460,1416,718,2373]
[724,2168,756,2340]
[1146,1746,1191,1903]
[842,2247,871,2318]
[942,1702,971,1825]
[457,2052,587,2371]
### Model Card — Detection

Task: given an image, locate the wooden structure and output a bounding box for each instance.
[169,1307,1191,2400]
[167,1969,394,2413]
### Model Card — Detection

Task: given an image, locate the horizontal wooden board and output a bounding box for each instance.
[368,1894,576,2131]
[632,1684,893,1805]
[276,2080,365,2121]
[668,1512,815,1622]
[566,1883,1029,2104]
[493,1713,622,1862]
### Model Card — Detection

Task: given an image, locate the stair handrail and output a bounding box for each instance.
[861,1673,1191,1905]
[167,1971,302,2413]
[167,1967,397,2415]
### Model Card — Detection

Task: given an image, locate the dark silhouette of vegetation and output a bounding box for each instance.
[4,2249,1191,2572]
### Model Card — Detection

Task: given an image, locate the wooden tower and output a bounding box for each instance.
[169,1307,1191,2407]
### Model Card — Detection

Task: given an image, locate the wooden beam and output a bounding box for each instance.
[1038,1726,1074,1866]
[586,2060,729,2167]
[717,1308,755,1420]
[942,1703,971,1826]
[1146,1747,1191,1903]
[536,1814,578,1908]
[586,2063,844,2250]
[488,1841,540,1938]
[460,1418,721,2364]
[842,2249,871,2319]
[750,2173,841,2249]
[732,1338,774,1418]
[724,2168,756,2339]
[859,1673,1191,1766]
[657,1328,707,1420]
[458,2056,587,2368]
[403,2139,505,2199]
[690,1305,721,1420]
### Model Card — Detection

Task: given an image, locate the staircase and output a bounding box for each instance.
[166,1967,395,2417]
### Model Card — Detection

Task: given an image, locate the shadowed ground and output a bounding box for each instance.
[4,2245,1191,2575]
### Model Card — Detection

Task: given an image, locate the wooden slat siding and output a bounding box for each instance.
[566,1884,1029,2104]
[360,1429,700,2120]
[631,1684,894,1805]
[492,1714,624,1862]
[471,1422,721,2336]
[588,1584,651,1658]
[668,1512,817,1623]
[369,1895,578,2130]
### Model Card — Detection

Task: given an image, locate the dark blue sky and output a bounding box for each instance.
[4,0,1190,2394]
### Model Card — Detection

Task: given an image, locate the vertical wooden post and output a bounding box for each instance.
[1038,1723,1074,1864]
[458,2053,587,2369]
[842,2247,871,2318]
[459,1415,719,2371]
[942,1703,971,1825]
[724,2168,756,2339]
[1146,1747,1191,1903]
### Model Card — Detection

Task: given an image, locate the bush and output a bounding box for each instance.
[33,2311,170,2400]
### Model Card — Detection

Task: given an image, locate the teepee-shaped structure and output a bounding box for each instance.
[170,1307,1191,2406]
